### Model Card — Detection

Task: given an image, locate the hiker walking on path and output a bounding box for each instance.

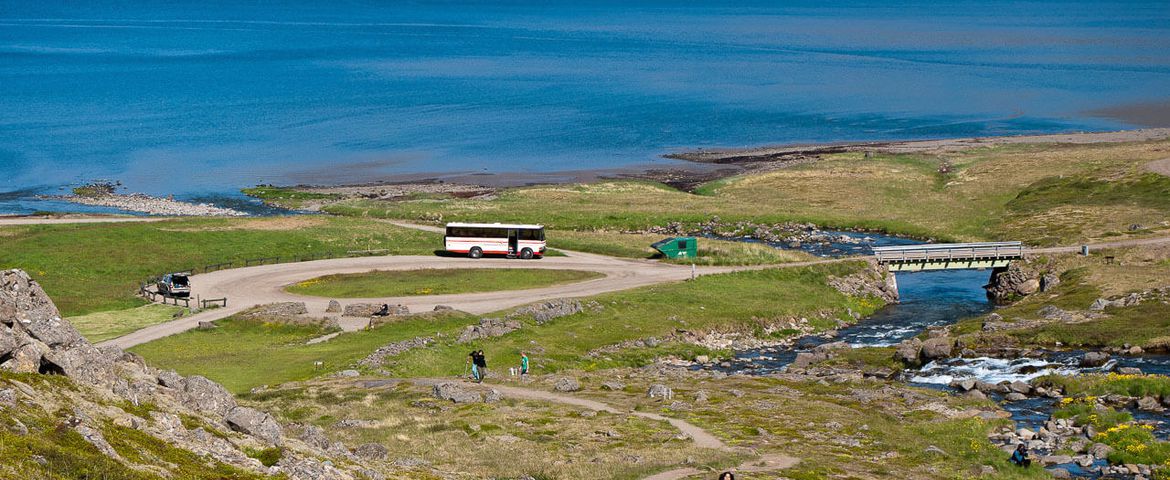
[473,350,488,382]
[467,351,480,382]
[519,352,529,376]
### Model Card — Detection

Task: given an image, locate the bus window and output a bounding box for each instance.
[519,228,544,241]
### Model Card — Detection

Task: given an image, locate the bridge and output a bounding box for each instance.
[872,241,1024,271]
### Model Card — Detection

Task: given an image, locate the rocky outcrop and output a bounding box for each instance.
[511,299,600,325]
[458,317,522,343]
[985,262,1049,304]
[553,377,580,392]
[828,261,899,304]
[243,302,309,318]
[360,336,433,367]
[225,406,283,445]
[343,303,408,317]
[0,269,373,479]
[431,383,482,403]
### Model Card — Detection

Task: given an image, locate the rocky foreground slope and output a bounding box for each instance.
[0,269,410,479]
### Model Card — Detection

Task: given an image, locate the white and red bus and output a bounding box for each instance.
[444,222,546,259]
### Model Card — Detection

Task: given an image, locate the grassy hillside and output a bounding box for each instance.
[316,139,1170,245]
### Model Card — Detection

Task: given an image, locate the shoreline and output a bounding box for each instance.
[258,127,1170,195]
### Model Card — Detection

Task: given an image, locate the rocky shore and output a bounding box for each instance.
[48,192,248,217]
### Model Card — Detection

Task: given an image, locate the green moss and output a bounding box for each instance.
[244,446,284,467]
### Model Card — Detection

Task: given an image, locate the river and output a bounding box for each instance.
[704,232,1170,477]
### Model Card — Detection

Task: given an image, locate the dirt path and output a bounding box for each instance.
[1147,157,1170,177]
[98,216,1170,350]
[410,379,800,479]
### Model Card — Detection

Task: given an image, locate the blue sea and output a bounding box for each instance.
[2,0,1169,214]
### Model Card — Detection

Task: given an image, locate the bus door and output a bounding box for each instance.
[508,229,519,256]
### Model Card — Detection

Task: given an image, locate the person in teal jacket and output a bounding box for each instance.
[520,352,529,376]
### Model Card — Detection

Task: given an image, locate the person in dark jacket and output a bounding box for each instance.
[718,472,735,480]
[1009,444,1031,467]
[473,350,488,382]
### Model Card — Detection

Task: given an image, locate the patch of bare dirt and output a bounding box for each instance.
[1147,157,1170,177]
[160,216,327,232]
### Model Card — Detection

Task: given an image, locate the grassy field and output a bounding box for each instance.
[286,268,604,298]
[130,312,477,394]
[0,216,441,316]
[551,230,814,265]
[133,263,883,393]
[315,139,1170,245]
[244,379,737,480]
[66,304,184,343]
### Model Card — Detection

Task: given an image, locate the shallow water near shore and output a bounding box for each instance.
[3,0,1170,213]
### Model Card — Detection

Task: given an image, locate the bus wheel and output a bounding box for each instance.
[469,247,483,259]
[520,248,534,260]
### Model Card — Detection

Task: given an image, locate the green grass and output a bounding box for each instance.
[1038,373,1170,399]
[131,312,478,394]
[286,268,604,298]
[0,216,441,316]
[133,263,881,392]
[242,186,341,209]
[66,304,185,343]
[550,230,813,265]
[383,263,882,378]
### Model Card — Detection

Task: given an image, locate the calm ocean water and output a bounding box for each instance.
[2,0,1169,213]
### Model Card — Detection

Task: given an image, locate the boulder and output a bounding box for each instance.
[342,303,380,317]
[485,389,503,403]
[0,325,16,358]
[952,379,977,391]
[1004,393,1028,402]
[0,270,82,348]
[554,377,580,392]
[242,302,308,318]
[431,383,481,403]
[791,352,825,369]
[894,338,923,365]
[433,305,454,312]
[512,299,584,325]
[1049,468,1071,479]
[179,375,238,417]
[0,388,15,408]
[224,406,283,445]
[352,443,388,461]
[963,389,988,400]
[920,337,954,360]
[1116,367,1143,375]
[600,381,625,391]
[1009,381,1031,394]
[1,340,49,374]
[694,390,709,403]
[156,370,186,389]
[647,384,672,399]
[1080,352,1110,367]
[325,300,341,313]
[1089,443,1113,459]
[43,345,119,386]
[1017,428,1036,441]
[1040,273,1061,292]
[458,318,522,343]
[1016,279,1041,296]
[1040,455,1073,466]
[694,355,709,364]
[1137,396,1164,412]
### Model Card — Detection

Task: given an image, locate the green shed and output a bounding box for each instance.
[651,237,698,259]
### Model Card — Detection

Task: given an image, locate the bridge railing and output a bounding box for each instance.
[872,242,1023,264]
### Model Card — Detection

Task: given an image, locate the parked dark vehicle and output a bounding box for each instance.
[157,273,191,298]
